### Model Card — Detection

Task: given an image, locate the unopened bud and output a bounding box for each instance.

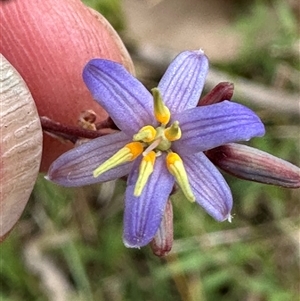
[199,82,234,106]
[206,143,300,188]
[150,199,173,257]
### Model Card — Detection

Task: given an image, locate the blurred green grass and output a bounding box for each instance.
[1,1,299,300]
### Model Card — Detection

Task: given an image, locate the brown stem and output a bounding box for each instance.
[95,116,119,130]
[40,116,115,143]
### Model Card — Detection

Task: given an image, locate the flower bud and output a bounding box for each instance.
[150,200,174,257]
[199,82,234,106]
[206,143,300,188]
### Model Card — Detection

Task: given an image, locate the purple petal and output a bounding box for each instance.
[158,50,209,114]
[123,154,175,248]
[206,143,300,188]
[83,59,155,136]
[172,101,265,154]
[181,152,232,221]
[47,132,132,186]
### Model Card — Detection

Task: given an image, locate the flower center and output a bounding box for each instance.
[93,88,195,202]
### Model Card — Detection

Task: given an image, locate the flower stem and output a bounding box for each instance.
[40,116,113,143]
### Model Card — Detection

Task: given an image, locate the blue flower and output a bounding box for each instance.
[47,50,265,248]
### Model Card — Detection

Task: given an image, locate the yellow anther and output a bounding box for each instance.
[152,87,171,125]
[133,125,157,143]
[164,121,182,141]
[134,151,156,196]
[126,142,145,159]
[166,152,195,202]
[93,142,143,178]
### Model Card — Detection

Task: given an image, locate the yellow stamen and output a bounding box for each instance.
[152,87,171,125]
[164,121,182,141]
[166,152,195,202]
[93,142,143,178]
[133,125,157,143]
[134,151,156,196]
